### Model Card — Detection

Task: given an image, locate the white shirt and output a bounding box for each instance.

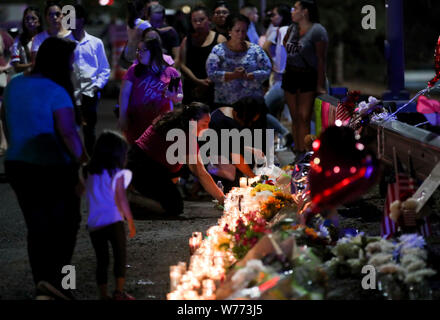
[268,26,288,75]
[30,30,72,53]
[70,31,110,103]
[86,169,132,231]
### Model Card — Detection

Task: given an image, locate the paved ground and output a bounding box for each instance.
[0,98,226,300]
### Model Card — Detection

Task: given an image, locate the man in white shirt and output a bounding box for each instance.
[71,4,110,155]
[31,0,72,62]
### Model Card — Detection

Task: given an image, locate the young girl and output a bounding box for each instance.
[85,130,136,300]
[119,37,183,145]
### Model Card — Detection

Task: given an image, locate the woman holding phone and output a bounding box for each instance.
[119,37,183,145]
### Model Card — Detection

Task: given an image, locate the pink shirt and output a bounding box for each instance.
[136,125,199,174]
[123,64,182,144]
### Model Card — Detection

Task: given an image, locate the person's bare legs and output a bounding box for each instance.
[295,91,315,152]
[115,277,125,292]
[98,284,109,299]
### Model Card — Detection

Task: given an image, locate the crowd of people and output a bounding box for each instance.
[0,0,328,300]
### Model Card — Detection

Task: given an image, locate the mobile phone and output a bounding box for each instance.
[168,77,180,92]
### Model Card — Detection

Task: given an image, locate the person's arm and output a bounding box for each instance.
[246,46,272,81]
[217,34,227,44]
[53,107,88,164]
[114,175,136,238]
[231,153,256,178]
[0,101,8,143]
[124,26,142,62]
[283,25,292,47]
[11,62,32,73]
[315,40,328,94]
[171,46,179,60]
[118,79,133,132]
[188,153,225,204]
[262,40,275,69]
[94,40,111,91]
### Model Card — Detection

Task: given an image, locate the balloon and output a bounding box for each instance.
[428,36,440,88]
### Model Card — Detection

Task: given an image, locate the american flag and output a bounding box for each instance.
[335,102,352,125]
[381,158,432,238]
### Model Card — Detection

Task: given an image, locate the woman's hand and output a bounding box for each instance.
[316,86,327,95]
[128,219,136,238]
[233,67,246,79]
[164,86,183,103]
[245,72,255,81]
[196,78,212,87]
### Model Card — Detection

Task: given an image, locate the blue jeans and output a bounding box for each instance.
[265,82,285,117]
[265,82,289,137]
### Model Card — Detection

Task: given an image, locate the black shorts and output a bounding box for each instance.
[282,68,317,94]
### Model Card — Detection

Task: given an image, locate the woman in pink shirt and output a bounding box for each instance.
[118,37,183,144]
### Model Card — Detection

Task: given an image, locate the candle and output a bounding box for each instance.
[167,291,182,300]
[202,279,216,299]
[177,261,187,273]
[170,270,181,292]
[184,290,199,300]
[239,177,248,188]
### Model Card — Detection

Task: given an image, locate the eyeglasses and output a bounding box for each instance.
[214,10,229,16]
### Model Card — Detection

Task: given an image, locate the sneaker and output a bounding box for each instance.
[112,290,135,300]
[37,281,73,301]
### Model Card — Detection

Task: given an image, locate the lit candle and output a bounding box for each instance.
[169,270,181,292]
[167,291,182,300]
[202,279,216,299]
[239,177,248,188]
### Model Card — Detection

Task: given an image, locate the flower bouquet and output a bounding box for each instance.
[225,212,271,260]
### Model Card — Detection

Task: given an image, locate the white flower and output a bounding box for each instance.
[399,234,426,250]
[368,96,379,106]
[404,261,427,273]
[404,269,436,284]
[318,225,329,238]
[378,263,403,274]
[401,248,427,260]
[368,253,393,267]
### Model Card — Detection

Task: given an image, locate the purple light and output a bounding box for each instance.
[364,166,374,179]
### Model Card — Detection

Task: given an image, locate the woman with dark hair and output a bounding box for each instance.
[206,14,271,108]
[127,102,225,216]
[119,37,183,145]
[30,0,72,62]
[11,6,43,73]
[1,37,87,300]
[212,1,230,38]
[120,27,174,69]
[283,0,328,157]
[208,96,269,192]
[177,5,226,107]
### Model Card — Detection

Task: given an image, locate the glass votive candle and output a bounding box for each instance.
[177,261,187,273]
[167,291,182,300]
[169,269,181,292]
[239,177,248,188]
[202,279,216,299]
[184,290,199,300]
